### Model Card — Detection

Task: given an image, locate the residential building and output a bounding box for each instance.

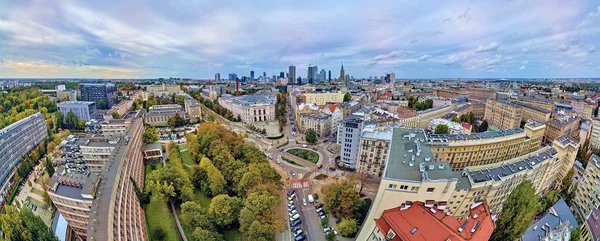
[99,119,131,136]
[574,155,600,220]
[522,198,578,241]
[0,113,47,203]
[47,167,100,238]
[427,120,546,170]
[432,88,464,98]
[428,118,469,134]
[80,83,117,107]
[87,118,147,241]
[303,92,345,105]
[516,101,552,123]
[399,104,458,129]
[58,101,98,122]
[466,87,497,101]
[484,99,522,129]
[218,94,276,123]
[339,115,364,169]
[322,103,343,131]
[300,113,332,138]
[572,99,595,120]
[342,100,363,117]
[591,118,600,149]
[184,98,202,121]
[356,128,569,240]
[102,100,132,120]
[553,135,580,184]
[356,125,394,177]
[78,134,120,172]
[145,83,180,97]
[57,90,78,101]
[365,200,495,241]
[544,116,580,144]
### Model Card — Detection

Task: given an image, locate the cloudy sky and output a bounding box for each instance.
[0,0,599,79]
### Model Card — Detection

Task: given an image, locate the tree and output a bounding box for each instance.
[208,194,243,228]
[65,110,79,129]
[237,171,258,196]
[151,228,166,240]
[181,201,215,231]
[491,181,538,241]
[561,167,575,193]
[321,216,330,228]
[199,157,227,196]
[54,111,63,130]
[112,111,120,119]
[143,127,159,144]
[325,231,337,241]
[168,113,187,128]
[434,124,449,134]
[98,98,108,109]
[20,208,59,241]
[190,228,223,241]
[337,218,358,237]
[0,206,58,241]
[538,190,559,214]
[571,227,581,241]
[306,129,317,143]
[44,157,55,177]
[479,120,489,132]
[322,180,361,219]
[343,92,352,102]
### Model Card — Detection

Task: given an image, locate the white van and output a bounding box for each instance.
[307,194,314,203]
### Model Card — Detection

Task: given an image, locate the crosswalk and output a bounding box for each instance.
[292,182,310,188]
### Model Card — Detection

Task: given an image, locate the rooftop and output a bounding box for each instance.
[587,203,600,239]
[515,101,551,114]
[362,125,395,141]
[525,119,545,129]
[145,109,186,117]
[522,198,578,241]
[57,101,96,106]
[374,200,495,241]
[221,94,276,106]
[549,116,578,126]
[491,99,521,108]
[427,128,524,143]
[49,167,99,200]
[148,104,183,111]
[300,112,331,120]
[416,104,452,114]
[384,128,458,181]
[467,147,557,183]
[554,134,579,147]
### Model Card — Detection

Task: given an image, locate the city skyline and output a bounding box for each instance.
[0,1,599,79]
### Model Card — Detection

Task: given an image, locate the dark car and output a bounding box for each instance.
[329,167,336,171]
[290,219,302,227]
[287,189,296,196]
[294,235,306,241]
[292,226,301,232]
[317,164,323,169]
[316,203,324,209]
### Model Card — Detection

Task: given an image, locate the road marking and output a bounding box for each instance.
[303,182,310,188]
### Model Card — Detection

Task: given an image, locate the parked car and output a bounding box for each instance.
[288,194,296,201]
[288,206,296,212]
[323,227,334,233]
[302,144,307,148]
[289,209,298,216]
[287,189,296,196]
[329,167,336,171]
[316,203,324,209]
[302,198,307,206]
[320,213,328,219]
[292,226,301,233]
[316,208,323,213]
[317,164,323,169]
[294,235,306,241]
[290,171,296,176]
[307,194,314,203]
[289,213,300,222]
[290,219,302,227]
[280,148,284,152]
[294,229,303,237]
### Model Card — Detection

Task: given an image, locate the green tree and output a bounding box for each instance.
[538,190,559,214]
[208,194,243,228]
[151,228,166,240]
[54,111,64,129]
[199,157,227,196]
[97,98,108,109]
[571,226,581,241]
[478,120,489,132]
[190,228,223,241]
[143,127,159,144]
[322,180,362,219]
[20,208,59,241]
[491,181,538,241]
[65,110,79,129]
[237,171,258,196]
[343,92,352,102]
[0,206,59,241]
[561,167,575,193]
[111,111,120,119]
[181,201,215,231]
[168,113,187,128]
[321,216,330,228]
[337,218,358,237]
[325,231,337,241]
[44,156,55,177]
[305,129,317,143]
[434,124,449,134]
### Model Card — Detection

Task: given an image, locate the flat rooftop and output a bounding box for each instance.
[492,99,521,108]
[555,134,579,146]
[468,147,557,183]
[361,125,395,141]
[427,128,523,143]
[525,119,545,128]
[515,101,551,114]
[384,128,458,181]
[49,167,99,200]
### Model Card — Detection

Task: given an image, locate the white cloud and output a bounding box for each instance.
[577,6,600,28]
[519,65,526,70]
[475,42,500,53]
[588,45,597,53]
[418,55,431,61]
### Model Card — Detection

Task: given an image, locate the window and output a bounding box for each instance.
[388,184,397,189]
[426,187,435,193]
[399,185,408,190]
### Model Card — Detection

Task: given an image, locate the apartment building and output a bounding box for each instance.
[80,83,118,107]
[591,118,600,149]
[0,113,48,201]
[144,83,180,97]
[399,104,458,129]
[102,100,132,120]
[144,110,186,126]
[339,115,365,169]
[299,113,332,138]
[87,118,147,241]
[544,116,580,144]
[572,99,595,120]
[58,101,98,122]
[467,87,497,101]
[365,200,495,241]
[99,119,131,136]
[427,120,546,170]
[432,88,464,98]
[356,128,573,240]
[184,98,202,121]
[428,118,470,134]
[574,155,600,220]
[582,206,600,241]
[148,104,183,112]
[516,101,552,123]
[302,91,345,105]
[484,99,522,129]
[47,167,100,238]
[356,125,394,177]
[515,98,555,112]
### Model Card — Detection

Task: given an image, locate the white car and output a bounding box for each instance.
[289,213,300,221]
[302,198,307,206]
[302,144,307,148]
[288,194,296,201]
[323,227,334,233]
[307,194,314,203]
[294,229,303,237]
[289,209,298,216]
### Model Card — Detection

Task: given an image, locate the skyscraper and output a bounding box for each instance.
[279,72,285,79]
[328,70,331,81]
[215,73,220,82]
[289,65,296,85]
[229,73,237,81]
[297,76,302,85]
[319,69,326,82]
[250,70,255,80]
[263,72,266,79]
[307,64,314,84]
[339,64,345,83]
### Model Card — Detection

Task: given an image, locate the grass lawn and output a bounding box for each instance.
[282,157,304,167]
[145,196,181,241]
[180,150,196,166]
[287,149,319,163]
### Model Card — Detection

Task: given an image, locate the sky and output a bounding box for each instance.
[0,0,599,79]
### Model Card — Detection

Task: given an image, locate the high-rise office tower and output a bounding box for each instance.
[328,70,331,81]
[319,69,327,82]
[279,72,285,79]
[80,83,118,108]
[289,65,296,85]
[297,76,302,85]
[215,73,220,82]
[250,71,255,80]
[263,72,266,79]
[307,64,314,84]
[339,64,345,83]
[229,73,237,81]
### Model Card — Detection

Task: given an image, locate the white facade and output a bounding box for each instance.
[218,94,276,123]
[340,115,364,169]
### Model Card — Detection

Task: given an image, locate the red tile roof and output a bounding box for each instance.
[327,103,341,113]
[461,123,472,129]
[374,200,495,241]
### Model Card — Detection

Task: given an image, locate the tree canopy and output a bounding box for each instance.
[491,181,538,241]
[434,124,449,134]
[343,92,352,102]
[0,206,59,241]
[168,113,187,128]
[305,129,317,143]
[143,127,159,144]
